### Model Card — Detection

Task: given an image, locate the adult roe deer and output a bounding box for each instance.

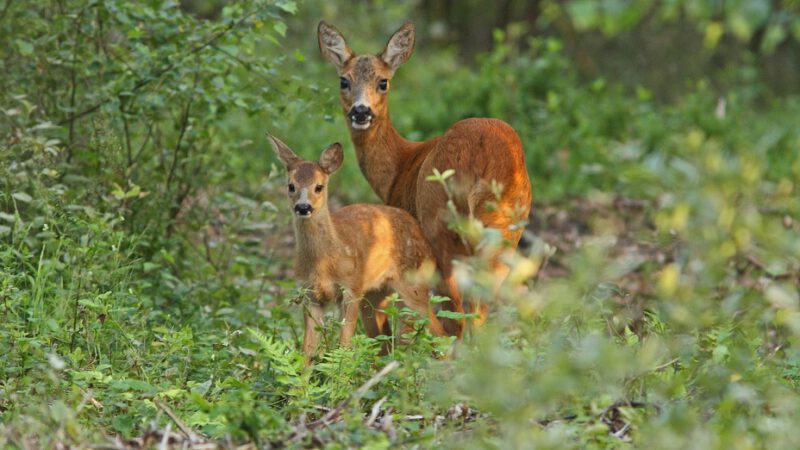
[268,134,447,360]
[317,21,533,336]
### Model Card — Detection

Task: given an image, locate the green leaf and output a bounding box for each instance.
[12,192,32,203]
[704,22,724,49]
[276,1,297,14]
[15,39,34,56]
[437,310,479,319]
[110,379,157,393]
[112,415,134,435]
[273,22,287,37]
[760,24,787,54]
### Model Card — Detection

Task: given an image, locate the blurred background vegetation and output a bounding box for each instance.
[1,0,799,448]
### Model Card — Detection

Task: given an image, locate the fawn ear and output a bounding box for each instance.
[318,21,353,71]
[319,143,343,174]
[266,133,302,169]
[380,22,415,71]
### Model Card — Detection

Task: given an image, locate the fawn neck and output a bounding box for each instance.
[349,113,419,204]
[293,206,338,273]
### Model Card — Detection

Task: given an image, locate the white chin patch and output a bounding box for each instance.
[351,120,372,130]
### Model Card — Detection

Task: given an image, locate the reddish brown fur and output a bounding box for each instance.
[268,135,446,361]
[319,21,533,336]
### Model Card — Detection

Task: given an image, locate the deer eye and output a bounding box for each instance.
[340,77,350,90]
[288,183,295,193]
[315,184,324,193]
[378,79,388,92]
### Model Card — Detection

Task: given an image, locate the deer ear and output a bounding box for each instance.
[380,22,415,71]
[266,133,302,169]
[318,21,353,71]
[319,143,343,174]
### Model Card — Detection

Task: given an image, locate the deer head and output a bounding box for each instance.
[267,133,343,218]
[318,21,415,131]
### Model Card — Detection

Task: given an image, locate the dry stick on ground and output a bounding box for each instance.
[154,399,203,443]
[288,361,400,444]
[311,361,400,427]
[365,396,389,427]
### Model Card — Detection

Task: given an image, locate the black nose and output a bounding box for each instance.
[294,203,313,216]
[348,104,373,122]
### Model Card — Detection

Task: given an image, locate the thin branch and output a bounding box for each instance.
[652,357,680,372]
[365,396,388,427]
[310,361,400,428]
[69,263,84,352]
[66,9,83,162]
[119,97,133,167]
[57,9,259,126]
[209,43,275,87]
[130,121,154,170]
[154,399,202,443]
[165,69,199,191]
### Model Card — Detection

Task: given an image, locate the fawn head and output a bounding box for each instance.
[267,134,343,219]
[318,21,415,131]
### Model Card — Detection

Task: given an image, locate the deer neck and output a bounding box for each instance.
[349,114,416,203]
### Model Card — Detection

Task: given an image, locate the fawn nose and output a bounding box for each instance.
[348,104,373,123]
[294,203,313,216]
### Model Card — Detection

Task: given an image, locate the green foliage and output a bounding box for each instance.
[558,0,800,53]
[2,0,800,448]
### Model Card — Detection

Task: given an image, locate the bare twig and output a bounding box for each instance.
[70,263,84,352]
[154,399,202,443]
[66,8,83,162]
[119,97,133,167]
[365,396,388,427]
[128,121,154,177]
[612,422,631,439]
[158,422,171,450]
[165,68,199,191]
[209,43,275,88]
[312,360,400,427]
[652,357,679,372]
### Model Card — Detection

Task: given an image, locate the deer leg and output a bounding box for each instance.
[469,258,511,329]
[360,288,392,337]
[439,269,466,338]
[392,281,447,337]
[302,300,325,360]
[361,288,392,354]
[427,229,467,337]
[339,290,362,347]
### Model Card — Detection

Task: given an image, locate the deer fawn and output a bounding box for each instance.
[318,21,533,336]
[268,134,447,359]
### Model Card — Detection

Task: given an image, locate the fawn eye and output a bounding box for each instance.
[340,77,350,90]
[288,183,295,193]
[378,79,388,91]
[315,184,324,193]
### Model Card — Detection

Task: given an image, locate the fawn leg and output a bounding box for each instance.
[339,290,362,347]
[302,301,325,359]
